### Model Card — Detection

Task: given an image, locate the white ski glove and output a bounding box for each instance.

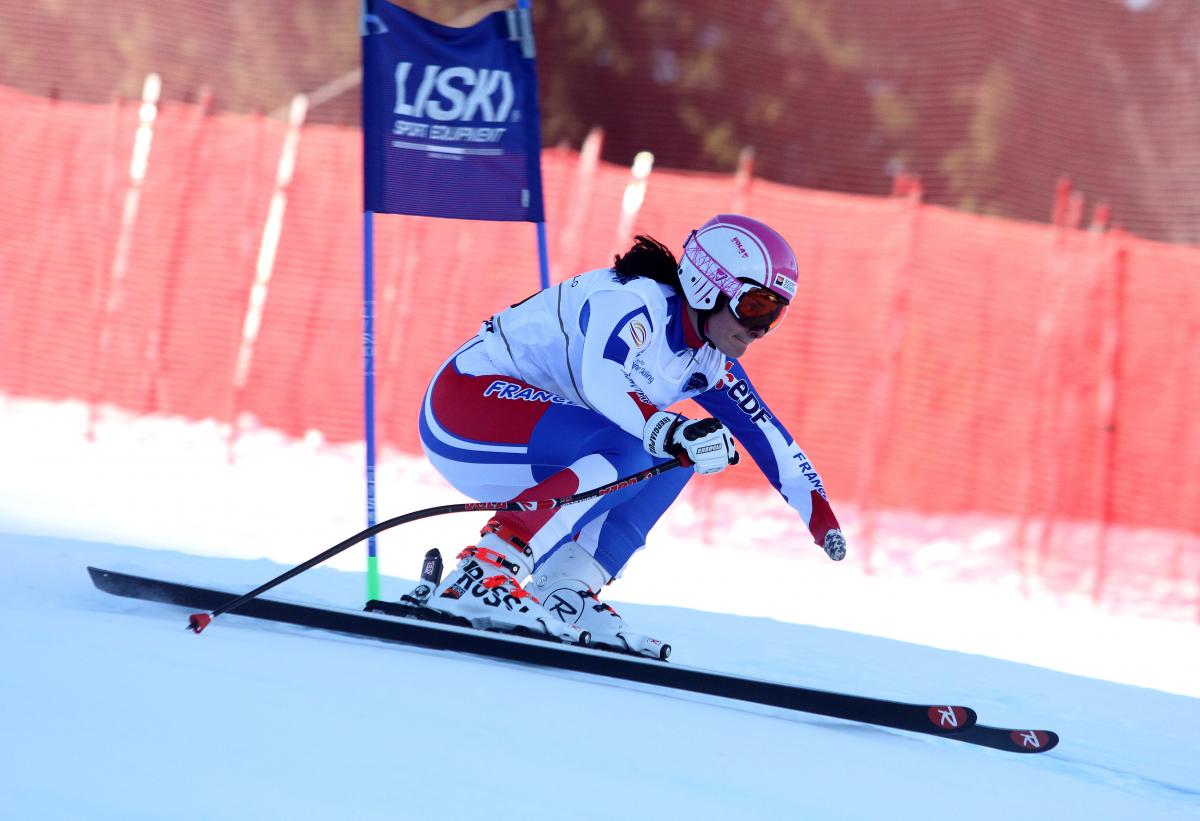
[643,411,738,475]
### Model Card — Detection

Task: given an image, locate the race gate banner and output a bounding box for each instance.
[361,1,545,222]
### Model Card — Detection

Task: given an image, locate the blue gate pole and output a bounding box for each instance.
[536,221,550,288]
[518,0,550,290]
[363,209,380,600]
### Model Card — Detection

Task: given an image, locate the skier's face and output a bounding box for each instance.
[705,305,767,358]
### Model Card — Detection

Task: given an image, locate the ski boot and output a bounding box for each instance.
[528,543,670,660]
[412,520,589,646]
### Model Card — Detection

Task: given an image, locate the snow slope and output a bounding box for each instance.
[2,397,1199,819]
[3,533,1199,821]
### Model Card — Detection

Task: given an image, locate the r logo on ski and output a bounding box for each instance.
[936,706,960,728]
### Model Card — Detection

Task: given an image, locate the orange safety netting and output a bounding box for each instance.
[1,85,1197,618]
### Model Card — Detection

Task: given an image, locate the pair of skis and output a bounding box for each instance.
[87,566,1059,754]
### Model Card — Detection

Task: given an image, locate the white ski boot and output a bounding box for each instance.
[528,543,670,660]
[421,520,589,646]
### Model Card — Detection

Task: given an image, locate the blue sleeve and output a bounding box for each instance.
[694,359,840,546]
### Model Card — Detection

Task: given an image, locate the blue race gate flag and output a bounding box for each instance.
[362,2,545,222]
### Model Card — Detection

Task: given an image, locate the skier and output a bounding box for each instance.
[413,214,845,656]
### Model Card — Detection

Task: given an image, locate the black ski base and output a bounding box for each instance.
[86,566,1057,753]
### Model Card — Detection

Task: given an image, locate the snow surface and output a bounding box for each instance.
[2,396,1199,819]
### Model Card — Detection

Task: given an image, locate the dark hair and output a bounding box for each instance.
[612,235,680,289]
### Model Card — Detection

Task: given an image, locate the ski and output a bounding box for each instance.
[364,600,1060,754]
[87,566,1052,752]
[952,725,1059,754]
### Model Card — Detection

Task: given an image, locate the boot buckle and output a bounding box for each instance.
[468,546,521,575]
[480,574,537,602]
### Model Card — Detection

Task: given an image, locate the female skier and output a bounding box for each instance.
[413,214,845,656]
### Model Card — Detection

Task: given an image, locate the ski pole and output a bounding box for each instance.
[187,456,685,633]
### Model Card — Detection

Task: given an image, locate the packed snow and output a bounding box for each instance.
[2,396,1198,820]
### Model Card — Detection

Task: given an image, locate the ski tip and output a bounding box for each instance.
[927,705,977,732]
[187,612,212,634]
[1008,729,1059,753]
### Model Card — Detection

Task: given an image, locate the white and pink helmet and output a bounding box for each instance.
[678,214,798,332]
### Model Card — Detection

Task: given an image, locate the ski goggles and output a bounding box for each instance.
[729,285,789,333]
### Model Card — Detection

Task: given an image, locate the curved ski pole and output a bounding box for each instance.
[187,457,685,633]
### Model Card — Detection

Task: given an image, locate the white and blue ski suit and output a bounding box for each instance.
[419,267,840,574]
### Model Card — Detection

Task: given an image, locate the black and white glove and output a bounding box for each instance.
[643,412,738,475]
